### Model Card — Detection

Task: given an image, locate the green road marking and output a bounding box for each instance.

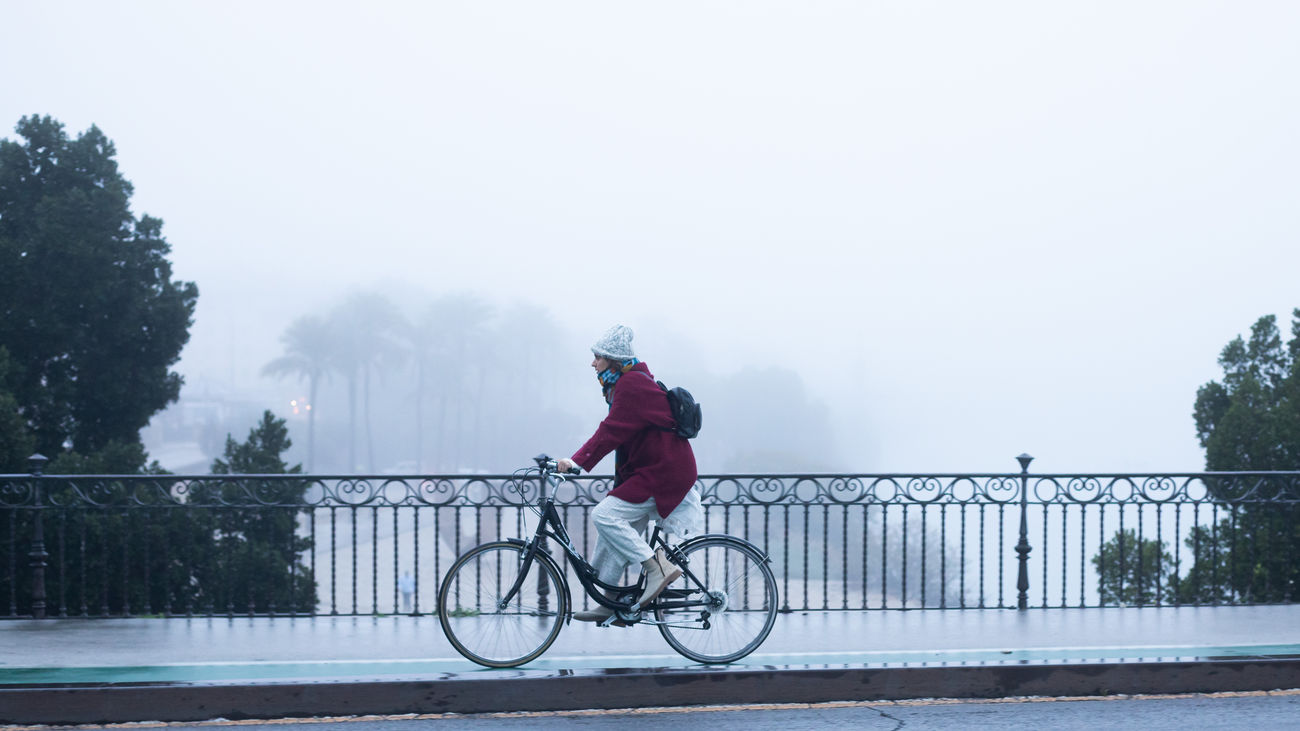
[3,644,1298,686]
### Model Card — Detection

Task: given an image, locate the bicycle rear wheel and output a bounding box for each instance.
[655,536,778,664]
[437,541,568,668]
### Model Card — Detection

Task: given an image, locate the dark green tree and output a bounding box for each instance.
[0,115,198,472]
[190,411,317,614]
[0,348,35,472]
[1182,310,1300,603]
[1091,529,1176,606]
[0,116,202,617]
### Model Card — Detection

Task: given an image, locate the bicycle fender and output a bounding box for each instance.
[677,533,773,563]
[506,538,575,622]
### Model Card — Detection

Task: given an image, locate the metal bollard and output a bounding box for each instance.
[27,453,49,619]
[1015,453,1034,610]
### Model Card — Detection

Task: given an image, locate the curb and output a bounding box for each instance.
[4,658,1300,725]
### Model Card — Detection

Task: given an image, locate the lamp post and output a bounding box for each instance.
[27,453,49,619]
[1015,453,1034,610]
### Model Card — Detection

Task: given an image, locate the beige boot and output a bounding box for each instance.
[572,605,615,623]
[634,549,682,610]
[573,590,617,623]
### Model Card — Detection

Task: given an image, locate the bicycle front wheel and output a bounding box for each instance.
[655,536,778,664]
[437,541,568,668]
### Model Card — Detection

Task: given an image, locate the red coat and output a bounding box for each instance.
[572,361,698,517]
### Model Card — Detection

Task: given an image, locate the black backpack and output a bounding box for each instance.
[656,380,702,439]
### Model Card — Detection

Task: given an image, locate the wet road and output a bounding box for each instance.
[5,605,1300,680]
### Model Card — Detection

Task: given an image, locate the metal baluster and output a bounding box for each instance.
[310,509,318,616]
[1137,503,1145,606]
[581,505,590,611]
[122,510,131,617]
[80,513,89,617]
[225,508,235,618]
[184,508,195,618]
[766,505,782,613]
[57,510,67,617]
[901,503,909,609]
[496,511,504,611]
[1173,503,1182,608]
[959,503,967,609]
[920,503,928,609]
[1041,502,1048,608]
[1209,503,1218,604]
[392,507,398,615]
[1229,505,1238,603]
[162,508,174,618]
[881,503,889,609]
[7,510,15,616]
[939,503,946,609]
[801,504,809,611]
[1117,504,1126,606]
[1097,504,1106,607]
[143,509,153,616]
[1079,503,1086,608]
[453,507,461,611]
[415,508,423,615]
[861,504,868,610]
[781,505,790,612]
[495,507,503,609]
[329,506,337,615]
[841,505,849,610]
[821,504,829,610]
[1154,503,1163,607]
[1060,503,1067,608]
[371,506,378,615]
[978,503,986,609]
[247,515,256,615]
[100,509,110,617]
[997,503,1006,608]
[351,505,358,615]
[289,507,297,617]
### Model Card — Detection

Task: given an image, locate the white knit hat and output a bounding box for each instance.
[591,325,635,361]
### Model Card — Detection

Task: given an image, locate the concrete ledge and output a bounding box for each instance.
[4,658,1300,725]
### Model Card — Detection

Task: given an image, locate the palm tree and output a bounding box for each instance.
[426,295,494,471]
[330,293,405,472]
[406,305,453,473]
[262,315,333,472]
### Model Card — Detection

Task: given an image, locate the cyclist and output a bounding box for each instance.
[557,324,702,623]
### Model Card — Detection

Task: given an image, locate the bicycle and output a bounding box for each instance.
[437,455,779,668]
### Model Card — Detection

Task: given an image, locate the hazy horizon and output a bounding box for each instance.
[6,2,1300,474]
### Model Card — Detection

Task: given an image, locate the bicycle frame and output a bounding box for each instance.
[496,459,714,618]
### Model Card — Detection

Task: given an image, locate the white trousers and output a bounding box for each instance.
[590,488,703,584]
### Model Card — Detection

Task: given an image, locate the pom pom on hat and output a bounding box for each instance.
[591,325,635,361]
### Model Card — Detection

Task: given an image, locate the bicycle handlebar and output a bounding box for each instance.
[533,453,581,475]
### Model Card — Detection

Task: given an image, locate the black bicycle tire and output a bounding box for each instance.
[437,541,569,668]
[655,536,779,664]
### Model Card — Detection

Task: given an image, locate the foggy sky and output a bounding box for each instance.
[5,2,1299,473]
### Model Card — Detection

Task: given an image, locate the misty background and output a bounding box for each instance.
[5,2,1299,475]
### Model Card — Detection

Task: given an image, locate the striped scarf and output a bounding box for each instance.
[598,358,640,404]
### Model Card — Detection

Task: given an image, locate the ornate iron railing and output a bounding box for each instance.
[3,458,1298,618]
